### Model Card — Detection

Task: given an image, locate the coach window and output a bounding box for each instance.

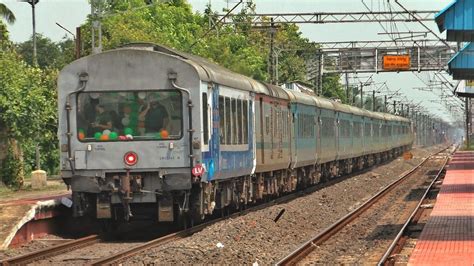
[225,97,231,144]
[232,98,238,144]
[243,100,248,144]
[76,91,182,142]
[237,99,243,144]
[202,93,209,145]
[276,109,283,138]
[298,114,302,137]
[219,96,225,144]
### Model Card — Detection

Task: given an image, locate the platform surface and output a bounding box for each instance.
[409,151,474,265]
[0,192,70,249]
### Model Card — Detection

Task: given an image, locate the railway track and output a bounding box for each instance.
[0,235,100,265]
[0,177,332,265]
[277,146,452,265]
[378,153,449,265]
[0,148,446,265]
[89,179,344,265]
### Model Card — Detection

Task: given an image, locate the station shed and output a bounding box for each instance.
[435,0,474,42]
[448,43,474,80]
[408,3,474,264]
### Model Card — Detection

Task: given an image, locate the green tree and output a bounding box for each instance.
[0,3,15,24]
[0,3,15,44]
[82,0,342,95]
[16,34,74,69]
[0,49,58,187]
[322,73,346,103]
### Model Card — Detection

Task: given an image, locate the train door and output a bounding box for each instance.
[199,83,218,181]
[335,111,339,158]
[290,103,297,168]
[316,107,321,162]
[349,115,353,155]
[271,102,276,160]
[259,97,264,164]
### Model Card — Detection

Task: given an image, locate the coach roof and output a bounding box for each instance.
[120,42,270,94]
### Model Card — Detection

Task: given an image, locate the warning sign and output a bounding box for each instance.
[383,55,411,70]
[192,164,205,177]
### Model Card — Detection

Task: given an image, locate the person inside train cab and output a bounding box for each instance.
[83,98,99,136]
[91,104,113,132]
[143,99,169,134]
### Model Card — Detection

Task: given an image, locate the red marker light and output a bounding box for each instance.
[124,152,138,166]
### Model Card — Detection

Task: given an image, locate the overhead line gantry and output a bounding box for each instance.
[217,10,438,25]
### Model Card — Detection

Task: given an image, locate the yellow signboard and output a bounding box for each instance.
[383,55,411,70]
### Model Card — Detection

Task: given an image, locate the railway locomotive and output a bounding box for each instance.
[58,43,414,224]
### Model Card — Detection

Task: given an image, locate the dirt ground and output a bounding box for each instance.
[0,146,444,265]
[0,180,69,203]
[123,145,443,265]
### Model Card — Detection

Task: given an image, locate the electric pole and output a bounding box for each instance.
[372,90,376,111]
[345,73,350,104]
[269,18,276,84]
[20,0,39,66]
[466,97,470,148]
[91,0,103,54]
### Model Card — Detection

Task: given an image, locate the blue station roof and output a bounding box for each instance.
[448,42,474,80]
[435,0,474,42]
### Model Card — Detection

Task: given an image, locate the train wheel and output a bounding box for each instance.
[189,185,204,226]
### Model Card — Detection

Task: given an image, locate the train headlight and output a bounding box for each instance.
[124,151,138,166]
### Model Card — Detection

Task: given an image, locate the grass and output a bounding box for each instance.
[0,183,67,201]
[0,186,17,199]
[460,142,474,151]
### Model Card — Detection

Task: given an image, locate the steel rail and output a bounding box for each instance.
[377,149,453,265]
[91,155,389,265]
[0,234,100,265]
[0,148,400,265]
[91,183,326,265]
[276,147,450,266]
[1,149,430,265]
[90,224,203,265]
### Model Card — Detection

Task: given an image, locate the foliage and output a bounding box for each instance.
[16,34,75,69]
[0,139,23,187]
[0,0,345,187]
[82,0,338,89]
[0,3,14,45]
[0,3,15,24]
[322,73,347,103]
[0,21,8,45]
[0,49,58,186]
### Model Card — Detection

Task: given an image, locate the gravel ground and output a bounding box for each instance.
[122,145,443,265]
[33,242,142,265]
[298,155,448,264]
[391,169,445,265]
[0,146,443,265]
[0,235,68,260]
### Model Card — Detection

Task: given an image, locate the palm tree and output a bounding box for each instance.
[0,3,16,24]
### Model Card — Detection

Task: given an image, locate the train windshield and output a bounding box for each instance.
[76,91,183,141]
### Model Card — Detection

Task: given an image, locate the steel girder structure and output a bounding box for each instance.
[305,41,457,77]
[218,11,438,25]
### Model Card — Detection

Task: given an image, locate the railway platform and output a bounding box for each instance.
[0,192,71,250]
[409,150,474,265]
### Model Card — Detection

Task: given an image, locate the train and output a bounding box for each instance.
[57,43,414,225]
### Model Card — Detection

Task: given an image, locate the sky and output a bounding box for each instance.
[1,0,460,123]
